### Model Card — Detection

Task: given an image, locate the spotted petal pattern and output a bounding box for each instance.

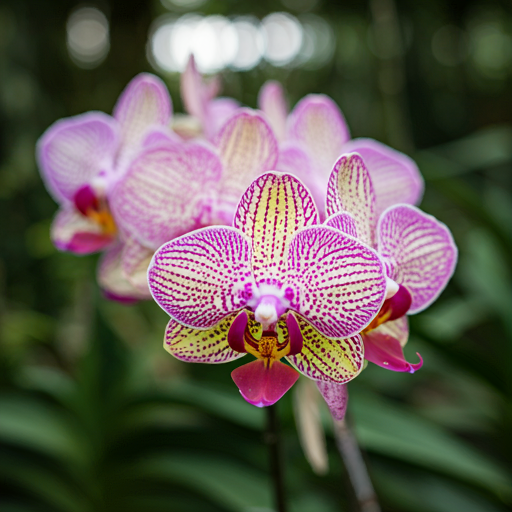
[164,313,245,364]
[36,112,118,203]
[378,204,457,314]
[316,381,349,420]
[326,153,376,247]
[342,138,424,214]
[286,314,364,383]
[234,172,318,285]
[148,227,255,329]
[287,226,387,338]
[287,95,350,184]
[110,143,222,248]
[325,212,358,239]
[113,73,172,167]
[258,80,288,141]
[215,109,278,211]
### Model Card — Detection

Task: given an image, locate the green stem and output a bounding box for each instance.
[266,404,287,512]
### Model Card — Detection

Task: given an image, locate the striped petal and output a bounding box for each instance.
[164,313,245,364]
[110,143,222,248]
[287,94,350,186]
[287,226,387,338]
[316,381,349,421]
[98,244,150,302]
[205,98,239,139]
[234,172,318,285]
[326,153,376,247]
[342,138,424,214]
[51,207,114,254]
[214,109,278,213]
[36,112,118,203]
[325,212,358,238]
[363,330,422,373]
[148,227,255,329]
[113,73,172,161]
[258,80,288,141]
[286,314,364,384]
[378,205,458,314]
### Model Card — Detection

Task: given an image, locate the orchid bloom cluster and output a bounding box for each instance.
[37,56,457,415]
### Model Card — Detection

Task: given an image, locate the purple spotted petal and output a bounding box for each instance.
[287,94,350,186]
[326,153,376,247]
[148,227,255,329]
[165,313,245,364]
[287,226,387,338]
[110,143,222,248]
[287,314,364,384]
[316,381,349,420]
[113,73,172,160]
[234,172,318,285]
[98,244,150,302]
[214,109,278,213]
[378,204,458,314]
[325,212,358,238]
[36,112,118,203]
[363,330,423,373]
[231,359,299,407]
[342,138,424,213]
[51,207,114,254]
[258,80,288,141]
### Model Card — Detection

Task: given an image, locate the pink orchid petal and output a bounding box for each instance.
[325,212,358,238]
[165,313,246,364]
[148,227,255,329]
[110,143,222,248]
[51,207,113,254]
[287,226,387,338]
[326,153,377,247]
[181,54,208,122]
[375,316,409,347]
[214,109,278,213]
[286,313,303,356]
[363,330,423,373]
[113,73,172,161]
[98,244,150,302]
[204,97,239,139]
[36,112,118,203]
[316,381,349,420]
[142,127,180,148]
[342,138,424,214]
[287,94,350,187]
[231,359,299,407]
[287,314,364,384]
[234,172,318,286]
[228,310,249,353]
[120,237,154,295]
[378,204,458,313]
[258,80,288,141]
[73,185,99,216]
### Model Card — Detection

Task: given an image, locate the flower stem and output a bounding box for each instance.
[334,419,381,512]
[265,404,287,512]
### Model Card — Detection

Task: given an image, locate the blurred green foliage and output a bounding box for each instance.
[1,0,512,511]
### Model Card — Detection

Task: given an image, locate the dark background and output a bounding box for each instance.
[1,0,512,511]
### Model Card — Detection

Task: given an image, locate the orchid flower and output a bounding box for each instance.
[148,172,389,407]
[37,73,180,300]
[258,81,424,218]
[176,55,239,140]
[325,152,458,373]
